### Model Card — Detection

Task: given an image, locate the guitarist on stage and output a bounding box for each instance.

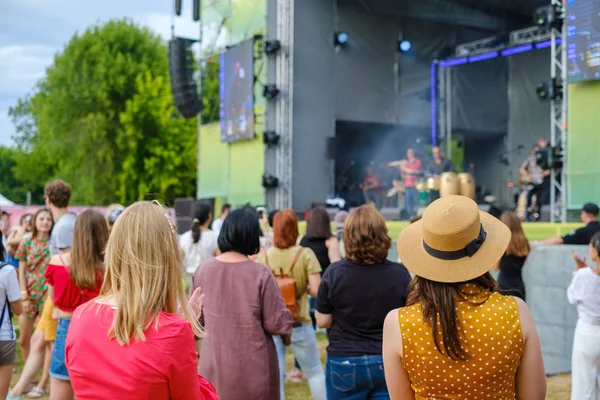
[520,143,550,221]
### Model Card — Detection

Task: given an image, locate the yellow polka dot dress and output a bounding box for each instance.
[398,284,524,399]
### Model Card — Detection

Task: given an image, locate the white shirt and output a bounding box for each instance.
[180,230,219,274]
[568,267,600,324]
[211,218,224,234]
[0,264,21,340]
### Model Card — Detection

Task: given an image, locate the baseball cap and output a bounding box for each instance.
[582,203,599,216]
[333,211,349,229]
[108,207,125,225]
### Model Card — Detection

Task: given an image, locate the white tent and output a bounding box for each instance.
[0,194,15,206]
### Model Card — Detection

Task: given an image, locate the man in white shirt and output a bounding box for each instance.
[211,203,231,234]
[0,261,23,397]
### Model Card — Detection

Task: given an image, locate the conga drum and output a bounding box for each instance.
[427,177,440,191]
[440,172,460,197]
[458,172,476,200]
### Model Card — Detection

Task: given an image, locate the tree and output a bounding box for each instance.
[201,55,220,124]
[0,146,44,204]
[9,19,198,205]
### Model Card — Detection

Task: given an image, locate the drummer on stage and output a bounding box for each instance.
[426,146,454,201]
[400,148,422,219]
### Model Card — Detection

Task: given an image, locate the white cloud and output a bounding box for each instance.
[0,45,55,96]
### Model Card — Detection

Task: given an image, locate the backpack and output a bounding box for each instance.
[265,248,304,320]
[0,262,14,339]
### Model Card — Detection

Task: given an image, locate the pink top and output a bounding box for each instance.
[404,158,422,188]
[65,303,219,400]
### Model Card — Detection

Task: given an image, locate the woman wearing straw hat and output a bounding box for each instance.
[382,195,546,399]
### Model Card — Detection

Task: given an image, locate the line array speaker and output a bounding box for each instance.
[168,38,202,119]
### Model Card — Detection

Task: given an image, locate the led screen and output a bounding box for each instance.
[567,0,600,82]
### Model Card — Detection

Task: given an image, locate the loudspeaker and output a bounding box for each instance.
[175,0,182,15]
[169,38,202,119]
[174,197,195,234]
[192,0,200,21]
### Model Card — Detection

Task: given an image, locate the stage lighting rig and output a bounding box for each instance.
[536,77,563,101]
[263,84,280,100]
[534,4,564,30]
[264,40,281,55]
[263,131,280,146]
[262,174,279,188]
[334,31,348,47]
[399,40,412,52]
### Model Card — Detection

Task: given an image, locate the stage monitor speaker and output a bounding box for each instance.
[168,38,202,119]
[174,197,195,234]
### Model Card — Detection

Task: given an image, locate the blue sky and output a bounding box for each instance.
[0,0,223,146]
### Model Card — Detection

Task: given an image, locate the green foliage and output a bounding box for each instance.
[9,19,198,205]
[0,146,44,204]
[201,56,220,124]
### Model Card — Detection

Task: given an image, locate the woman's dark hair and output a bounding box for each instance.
[406,272,497,361]
[591,231,600,253]
[268,210,279,228]
[191,201,213,244]
[217,208,261,256]
[305,207,332,240]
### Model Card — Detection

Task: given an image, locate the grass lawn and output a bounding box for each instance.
[10,332,571,399]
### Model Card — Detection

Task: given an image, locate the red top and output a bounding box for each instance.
[66,303,219,400]
[404,158,422,188]
[44,263,103,312]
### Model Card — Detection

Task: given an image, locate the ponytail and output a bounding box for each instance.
[191,218,201,243]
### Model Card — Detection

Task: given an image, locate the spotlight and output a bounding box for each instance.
[534,5,563,29]
[263,131,280,146]
[262,174,279,188]
[334,31,348,47]
[264,40,281,55]
[263,84,280,100]
[536,82,549,100]
[399,40,411,52]
[536,78,563,101]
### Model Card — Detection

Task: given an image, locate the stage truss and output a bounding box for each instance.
[435,16,568,222]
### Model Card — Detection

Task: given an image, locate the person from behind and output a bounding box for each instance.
[193,207,292,399]
[496,211,530,301]
[568,231,600,399]
[333,211,348,259]
[15,208,53,361]
[383,195,546,400]
[180,201,219,275]
[44,210,108,399]
[300,207,341,276]
[106,204,124,234]
[256,210,327,400]
[0,259,23,399]
[211,203,231,234]
[315,205,411,399]
[539,203,600,245]
[65,201,218,399]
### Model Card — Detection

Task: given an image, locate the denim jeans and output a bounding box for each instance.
[405,187,417,219]
[50,318,71,380]
[274,323,326,400]
[326,355,389,400]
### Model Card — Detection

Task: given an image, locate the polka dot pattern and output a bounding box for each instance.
[398,284,524,399]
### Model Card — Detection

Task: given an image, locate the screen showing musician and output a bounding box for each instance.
[519,140,551,221]
[361,165,382,208]
[401,148,422,219]
[426,146,454,201]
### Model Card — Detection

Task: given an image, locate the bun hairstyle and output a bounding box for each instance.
[191,201,213,244]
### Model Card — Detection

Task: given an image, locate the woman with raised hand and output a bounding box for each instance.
[45,210,108,400]
[192,207,292,400]
[383,195,546,400]
[568,231,600,399]
[65,201,218,399]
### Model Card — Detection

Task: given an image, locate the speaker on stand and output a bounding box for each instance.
[168,37,202,118]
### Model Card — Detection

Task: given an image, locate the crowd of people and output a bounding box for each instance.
[0,178,599,399]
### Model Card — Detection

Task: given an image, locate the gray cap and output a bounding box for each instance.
[333,211,349,229]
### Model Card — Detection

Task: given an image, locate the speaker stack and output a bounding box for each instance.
[174,197,195,235]
[168,38,202,119]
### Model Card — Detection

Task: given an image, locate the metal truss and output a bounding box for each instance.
[455,25,551,57]
[273,0,294,210]
[549,0,567,223]
[510,26,551,45]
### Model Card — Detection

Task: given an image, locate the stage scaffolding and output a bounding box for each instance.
[435,18,568,222]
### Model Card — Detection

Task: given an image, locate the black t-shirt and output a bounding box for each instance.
[562,221,600,245]
[315,259,411,357]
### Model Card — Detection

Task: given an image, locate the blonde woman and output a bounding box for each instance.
[65,202,218,399]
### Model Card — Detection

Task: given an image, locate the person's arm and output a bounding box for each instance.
[383,309,414,400]
[519,160,529,179]
[168,323,209,399]
[260,272,293,339]
[514,298,547,400]
[6,266,23,316]
[308,273,321,297]
[303,249,322,297]
[314,269,333,329]
[326,237,341,263]
[538,236,564,245]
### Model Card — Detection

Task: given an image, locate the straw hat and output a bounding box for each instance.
[398,195,510,283]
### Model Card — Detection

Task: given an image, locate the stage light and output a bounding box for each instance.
[263,84,280,100]
[334,32,348,47]
[263,131,280,146]
[536,82,549,100]
[534,5,563,29]
[536,78,563,101]
[262,174,279,188]
[264,40,281,55]
[399,40,412,52]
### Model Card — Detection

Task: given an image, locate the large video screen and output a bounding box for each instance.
[220,39,254,142]
[567,0,600,82]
